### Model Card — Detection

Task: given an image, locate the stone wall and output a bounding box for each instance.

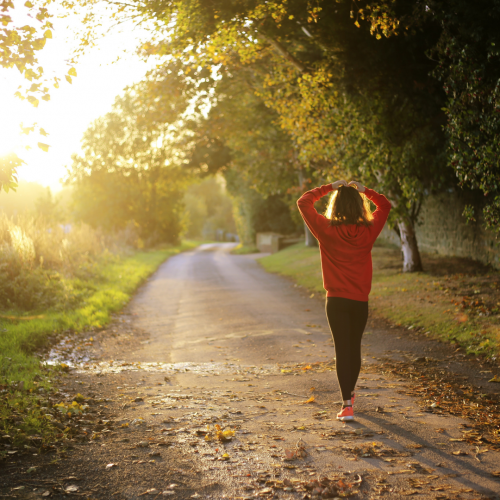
[379,191,500,269]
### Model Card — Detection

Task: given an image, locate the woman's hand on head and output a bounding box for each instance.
[348,180,366,193]
[332,180,348,190]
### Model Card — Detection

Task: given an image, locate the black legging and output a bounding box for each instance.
[325,297,369,401]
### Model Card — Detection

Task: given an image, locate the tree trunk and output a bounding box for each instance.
[398,219,423,272]
[297,164,318,247]
[304,223,318,247]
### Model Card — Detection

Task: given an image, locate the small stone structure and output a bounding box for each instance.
[256,233,303,254]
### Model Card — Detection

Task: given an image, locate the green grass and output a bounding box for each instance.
[231,243,260,255]
[259,243,324,293]
[0,241,199,445]
[260,242,500,360]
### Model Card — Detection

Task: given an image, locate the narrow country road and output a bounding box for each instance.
[121,242,334,366]
[3,243,500,499]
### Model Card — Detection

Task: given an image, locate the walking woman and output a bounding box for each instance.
[297,180,391,421]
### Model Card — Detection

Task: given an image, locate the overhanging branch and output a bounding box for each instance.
[258,32,308,73]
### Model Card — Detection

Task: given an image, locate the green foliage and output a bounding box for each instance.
[183,176,236,239]
[0,0,53,101]
[74,0,500,258]
[0,1,70,191]
[34,187,64,223]
[0,181,58,215]
[67,87,188,246]
[354,0,500,232]
[0,211,135,312]
[225,170,300,245]
[0,153,22,193]
[98,0,450,260]
[429,0,500,231]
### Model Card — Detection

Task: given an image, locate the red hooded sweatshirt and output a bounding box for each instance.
[297,185,391,302]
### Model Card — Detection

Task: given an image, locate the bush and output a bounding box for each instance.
[0,213,137,313]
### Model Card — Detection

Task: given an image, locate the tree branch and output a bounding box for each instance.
[257,32,308,73]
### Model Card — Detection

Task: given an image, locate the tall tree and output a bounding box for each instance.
[67,86,188,245]
[185,70,302,244]
[423,0,500,232]
[354,0,500,232]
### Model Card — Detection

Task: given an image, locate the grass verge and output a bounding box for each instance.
[259,242,500,362]
[0,241,198,446]
[231,243,260,255]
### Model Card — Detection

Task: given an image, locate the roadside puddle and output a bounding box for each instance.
[74,361,282,376]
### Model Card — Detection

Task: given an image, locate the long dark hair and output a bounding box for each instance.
[325,186,374,226]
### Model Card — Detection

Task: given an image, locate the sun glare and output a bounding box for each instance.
[0,3,155,191]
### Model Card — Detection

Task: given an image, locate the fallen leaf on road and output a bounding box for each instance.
[106,463,117,469]
[65,485,79,493]
[205,424,235,442]
[488,375,500,383]
[301,396,315,404]
[452,451,468,456]
[491,471,500,477]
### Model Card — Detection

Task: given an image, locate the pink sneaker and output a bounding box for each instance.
[337,406,354,421]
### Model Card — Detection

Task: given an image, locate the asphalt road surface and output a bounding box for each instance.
[4,243,500,499]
